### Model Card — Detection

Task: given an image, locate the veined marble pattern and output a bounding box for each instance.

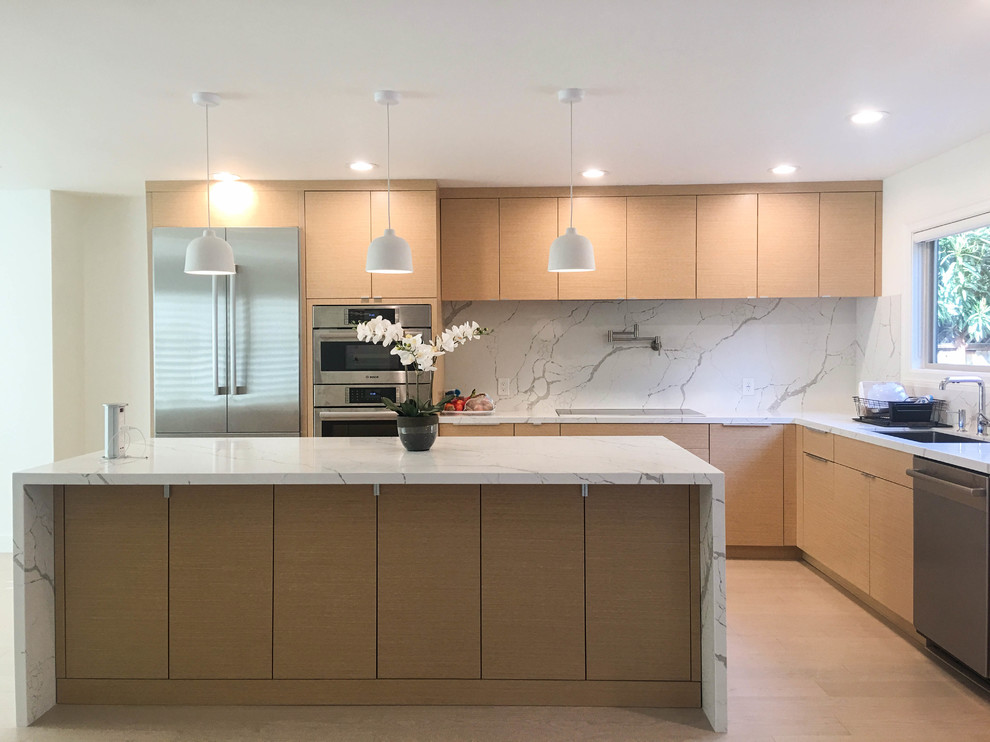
[856,295,901,383]
[442,298,859,415]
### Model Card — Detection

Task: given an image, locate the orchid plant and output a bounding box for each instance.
[355,316,491,416]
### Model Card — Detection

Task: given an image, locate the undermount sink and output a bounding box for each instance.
[555,408,705,417]
[878,430,986,444]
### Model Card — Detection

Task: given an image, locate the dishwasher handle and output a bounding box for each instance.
[906,468,987,499]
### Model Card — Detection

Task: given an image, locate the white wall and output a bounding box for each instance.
[76,194,150,451]
[878,130,990,425]
[0,191,55,551]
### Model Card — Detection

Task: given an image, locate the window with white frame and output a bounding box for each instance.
[922,217,990,367]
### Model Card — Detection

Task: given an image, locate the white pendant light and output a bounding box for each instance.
[548,88,595,273]
[184,92,235,275]
[366,90,413,274]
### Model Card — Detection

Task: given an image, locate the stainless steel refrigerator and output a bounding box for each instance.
[152,227,301,436]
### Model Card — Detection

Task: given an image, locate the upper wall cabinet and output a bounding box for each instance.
[557,197,627,300]
[441,198,500,301]
[626,196,697,300]
[820,192,877,297]
[697,194,758,299]
[500,198,560,300]
[757,193,820,298]
[150,190,302,229]
[305,189,438,300]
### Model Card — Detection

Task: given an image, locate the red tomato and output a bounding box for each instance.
[454,398,466,411]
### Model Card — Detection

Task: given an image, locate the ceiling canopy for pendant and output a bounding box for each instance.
[366,90,413,274]
[184,92,235,276]
[548,88,595,273]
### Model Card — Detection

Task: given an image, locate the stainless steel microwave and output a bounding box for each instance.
[312,304,432,385]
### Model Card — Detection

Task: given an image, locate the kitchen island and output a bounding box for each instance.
[13,435,726,732]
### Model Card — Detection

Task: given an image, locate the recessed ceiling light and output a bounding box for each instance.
[770,164,798,175]
[581,168,607,178]
[350,161,376,171]
[849,110,888,125]
[212,171,239,181]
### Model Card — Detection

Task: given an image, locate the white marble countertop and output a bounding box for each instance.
[438,407,990,472]
[14,435,721,487]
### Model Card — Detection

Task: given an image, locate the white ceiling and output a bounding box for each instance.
[3,0,990,195]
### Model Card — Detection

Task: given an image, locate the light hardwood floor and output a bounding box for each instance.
[3,556,990,740]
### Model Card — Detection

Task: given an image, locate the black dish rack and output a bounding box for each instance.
[852,396,949,427]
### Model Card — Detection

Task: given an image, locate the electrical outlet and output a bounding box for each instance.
[742,378,755,396]
[497,378,511,397]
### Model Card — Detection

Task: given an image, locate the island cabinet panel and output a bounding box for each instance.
[440,198,500,301]
[585,485,692,680]
[63,486,168,679]
[869,478,914,623]
[371,190,438,298]
[626,195,697,299]
[378,485,481,678]
[697,194,758,298]
[169,485,274,679]
[819,191,877,297]
[710,424,784,546]
[499,197,559,299]
[756,192,819,298]
[557,196,627,300]
[273,485,377,679]
[304,191,372,299]
[480,485,585,679]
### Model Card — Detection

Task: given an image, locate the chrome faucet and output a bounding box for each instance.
[939,376,989,435]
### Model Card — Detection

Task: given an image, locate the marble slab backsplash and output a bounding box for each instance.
[443,298,863,415]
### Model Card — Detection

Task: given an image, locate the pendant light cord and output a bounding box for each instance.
[386,102,392,230]
[205,104,212,229]
[568,100,574,229]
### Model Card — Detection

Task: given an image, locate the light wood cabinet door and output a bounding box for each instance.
[820,191,877,297]
[499,197,559,299]
[150,189,302,229]
[304,190,372,299]
[869,478,913,622]
[439,423,515,436]
[273,485,376,679]
[371,190,438,298]
[169,485,274,679]
[481,485,585,679]
[557,196,627,300]
[440,198,499,300]
[697,194,758,298]
[378,485,481,678]
[626,195,697,299]
[801,452,833,559]
[63,486,168,679]
[710,424,784,546]
[826,465,871,593]
[757,193,819,297]
[513,423,560,436]
[586,485,692,680]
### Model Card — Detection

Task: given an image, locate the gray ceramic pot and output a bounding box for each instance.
[396,414,439,451]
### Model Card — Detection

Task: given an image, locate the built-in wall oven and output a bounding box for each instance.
[312,304,432,437]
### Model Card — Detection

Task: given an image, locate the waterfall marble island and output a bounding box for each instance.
[13,435,726,733]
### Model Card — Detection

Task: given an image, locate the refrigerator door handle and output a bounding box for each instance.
[212,276,227,395]
[229,267,240,395]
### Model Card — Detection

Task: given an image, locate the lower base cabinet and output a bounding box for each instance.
[710,425,784,546]
[868,478,914,623]
[57,483,700,704]
[273,485,377,679]
[377,485,482,679]
[585,485,693,680]
[169,485,274,679]
[481,485,585,679]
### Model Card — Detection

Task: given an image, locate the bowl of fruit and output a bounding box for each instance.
[441,389,495,415]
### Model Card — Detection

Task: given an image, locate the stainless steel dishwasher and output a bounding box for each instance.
[908,456,990,676]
